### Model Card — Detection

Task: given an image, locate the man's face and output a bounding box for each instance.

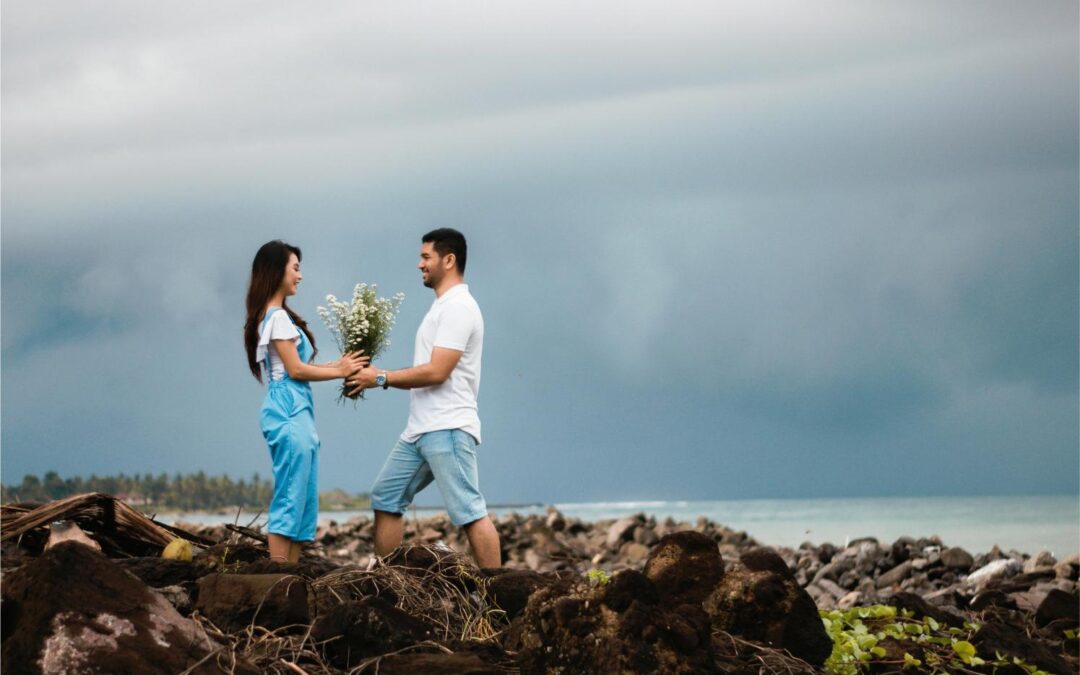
[418,242,446,289]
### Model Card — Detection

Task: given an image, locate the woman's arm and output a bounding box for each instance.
[274,339,368,382]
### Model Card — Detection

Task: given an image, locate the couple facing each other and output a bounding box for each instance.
[242,228,501,568]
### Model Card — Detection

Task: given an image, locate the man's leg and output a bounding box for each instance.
[374,509,405,557]
[463,516,501,568]
[421,430,500,567]
[370,438,432,558]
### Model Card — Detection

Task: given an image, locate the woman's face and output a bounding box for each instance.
[280,253,302,296]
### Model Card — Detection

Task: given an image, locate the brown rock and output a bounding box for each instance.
[1024,550,1057,574]
[195,573,310,632]
[642,531,723,605]
[972,621,1073,675]
[940,546,974,570]
[485,570,557,619]
[889,592,964,628]
[517,570,715,674]
[1035,588,1080,628]
[1,542,229,675]
[704,559,833,667]
[311,596,436,669]
[876,560,913,588]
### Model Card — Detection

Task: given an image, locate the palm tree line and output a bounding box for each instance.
[1,471,365,511]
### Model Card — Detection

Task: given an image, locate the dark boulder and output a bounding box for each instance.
[1035,589,1080,629]
[517,571,715,674]
[485,569,557,619]
[704,558,832,667]
[642,531,724,604]
[890,592,965,628]
[1,542,229,675]
[311,596,436,669]
[739,547,796,580]
[972,621,1073,675]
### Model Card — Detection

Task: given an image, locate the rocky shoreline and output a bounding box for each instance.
[2,496,1077,673]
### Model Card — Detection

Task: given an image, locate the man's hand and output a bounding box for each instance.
[345,366,380,397]
[338,351,369,378]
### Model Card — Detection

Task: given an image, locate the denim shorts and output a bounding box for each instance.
[370,429,488,526]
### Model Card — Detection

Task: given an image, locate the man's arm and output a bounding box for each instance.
[346,347,462,396]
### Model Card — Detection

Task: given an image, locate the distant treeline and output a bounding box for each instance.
[1,471,371,512]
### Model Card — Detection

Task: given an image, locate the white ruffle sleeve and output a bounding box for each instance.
[255,309,301,364]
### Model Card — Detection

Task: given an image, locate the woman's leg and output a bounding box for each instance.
[268,533,292,563]
[289,541,303,563]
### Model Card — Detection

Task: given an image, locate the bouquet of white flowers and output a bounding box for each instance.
[317,283,405,401]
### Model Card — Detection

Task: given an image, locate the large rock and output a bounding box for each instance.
[972,621,1073,675]
[485,569,558,619]
[517,570,715,674]
[311,596,437,669]
[704,548,832,667]
[195,573,310,632]
[1,542,229,675]
[1035,589,1080,628]
[642,531,724,605]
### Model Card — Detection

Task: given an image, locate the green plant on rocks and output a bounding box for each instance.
[585,568,612,587]
[820,605,1053,675]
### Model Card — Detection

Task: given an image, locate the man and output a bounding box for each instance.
[347,228,501,568]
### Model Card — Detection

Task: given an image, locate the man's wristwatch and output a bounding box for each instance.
[375,371,388,390]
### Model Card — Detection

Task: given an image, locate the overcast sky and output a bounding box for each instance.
[3,1,1077,504]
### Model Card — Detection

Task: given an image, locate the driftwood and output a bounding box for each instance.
[0,492,212,557]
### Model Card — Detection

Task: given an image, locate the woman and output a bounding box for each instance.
[244,240,367,563]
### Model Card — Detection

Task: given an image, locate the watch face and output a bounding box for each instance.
[376,374,386,385]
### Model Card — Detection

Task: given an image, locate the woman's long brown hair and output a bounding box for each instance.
[244,240,318,382]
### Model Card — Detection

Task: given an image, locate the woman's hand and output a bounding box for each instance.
[337,350,369,378]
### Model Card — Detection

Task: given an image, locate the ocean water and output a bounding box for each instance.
[161,494,1079,556]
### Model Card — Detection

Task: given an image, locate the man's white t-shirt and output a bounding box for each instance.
[401,283,483,444]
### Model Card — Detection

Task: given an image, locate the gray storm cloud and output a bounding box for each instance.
[2,0,1076,499]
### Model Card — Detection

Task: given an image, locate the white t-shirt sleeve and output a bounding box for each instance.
[433,302,475,352]
[255,310,300,364]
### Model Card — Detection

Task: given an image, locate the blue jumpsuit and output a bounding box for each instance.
[259,308,320,542]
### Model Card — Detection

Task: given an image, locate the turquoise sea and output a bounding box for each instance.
[161,494,1079,556]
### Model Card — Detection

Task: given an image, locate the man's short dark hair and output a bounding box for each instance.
[422,228,467,274]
